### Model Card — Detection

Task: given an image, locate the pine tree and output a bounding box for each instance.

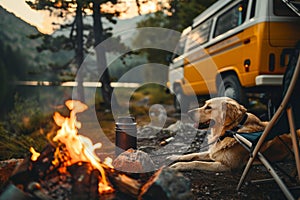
[26,0,124,105]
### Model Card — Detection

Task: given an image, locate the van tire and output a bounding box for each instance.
[174,86,190,113]
[217,75,248,106]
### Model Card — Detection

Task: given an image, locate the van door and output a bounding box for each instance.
[269,0,300,47]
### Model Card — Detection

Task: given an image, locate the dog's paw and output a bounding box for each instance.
[166,155,181,161]
[169,162,189,171]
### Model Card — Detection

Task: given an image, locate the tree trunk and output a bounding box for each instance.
[93,0,116,108]
[75,0,85,102]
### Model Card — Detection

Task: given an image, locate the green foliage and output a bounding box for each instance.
[0,95,51,160]
[5,94,51,135]
[137,11,169,28]
[171,0,217,32]
[132,84,173,105]
[0,40,27,80]
[0,6,69,81]
[128,84,173,117]
[108,52,148,81]
[26,0,126,80]
[0,61,8,108]
[0,123,48,160]
[134,0,217,64]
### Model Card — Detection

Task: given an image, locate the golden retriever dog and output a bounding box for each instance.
[168,97,296,171]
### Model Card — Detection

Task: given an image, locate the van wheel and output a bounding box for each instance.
[218,75,248,106]
[174,86,190,113]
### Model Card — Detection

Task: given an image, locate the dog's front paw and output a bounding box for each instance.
[169,162,190,171]
[166,155,181,161]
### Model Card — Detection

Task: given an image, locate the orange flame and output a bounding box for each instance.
[52,100,114,194]
[29,147,40,161]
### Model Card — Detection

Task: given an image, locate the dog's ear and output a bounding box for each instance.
[222,100,247,122]
[238,103,247,115]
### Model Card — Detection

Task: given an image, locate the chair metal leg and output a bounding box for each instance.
[287,107,300,181]
[237,152,295,200]
[235,134,256,191]
[257,152,295,200]
[235,134,295,199]
[236,156,255,191]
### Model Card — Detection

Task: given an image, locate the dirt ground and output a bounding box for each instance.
[136,122,300,200]
[0,104,299,199]
[132,105,300,200]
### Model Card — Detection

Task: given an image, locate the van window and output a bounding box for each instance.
[186,19,212,51]
[214,1,249,37]
[273,0,298,16]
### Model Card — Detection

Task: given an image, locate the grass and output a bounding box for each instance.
[131,83,173,105]
[0,95,52,160]
[0,124,48,160]
[0,84,173,160]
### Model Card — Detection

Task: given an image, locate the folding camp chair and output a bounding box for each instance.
[283,0,300,16]
[233,41,300,200]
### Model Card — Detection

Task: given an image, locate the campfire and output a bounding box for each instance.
[1,100,192,200]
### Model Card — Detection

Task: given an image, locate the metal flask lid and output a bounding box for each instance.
[115,116,137,156]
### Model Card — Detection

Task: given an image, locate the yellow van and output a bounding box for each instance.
[167,0,300,111]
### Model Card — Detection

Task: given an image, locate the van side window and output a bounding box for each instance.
[273,0,298,16]
[250,0,256,18]
[186,19,212,51]
[214,1,249,38]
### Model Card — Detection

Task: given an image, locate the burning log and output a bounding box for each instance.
[139,168,193,200]
[107,171,141,198]
[68,162,99,200]
[0,100,193,200]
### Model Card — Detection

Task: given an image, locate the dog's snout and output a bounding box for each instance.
[187,109,199,122]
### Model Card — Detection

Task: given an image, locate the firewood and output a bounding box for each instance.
[111,173,141,197]
[10,157,33,185]
[31,144,58,178]
[0,159,24,190]
[138,168,193,200]
[104,166,141,198]
[10,144,58,186]
[68,162,99,200]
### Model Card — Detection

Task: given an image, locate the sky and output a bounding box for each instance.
[0,0,162,34]
[0,0,57,33]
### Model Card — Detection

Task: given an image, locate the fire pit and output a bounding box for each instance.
[0,100,192,200]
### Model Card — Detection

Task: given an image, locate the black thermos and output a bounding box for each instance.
[115,116,137,156]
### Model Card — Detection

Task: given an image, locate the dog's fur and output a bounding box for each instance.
[168,97,296,172]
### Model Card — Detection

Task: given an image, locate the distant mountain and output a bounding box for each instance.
[110,15,145,47]
[0,5,148,83]
[0,5,72,81]
[0,5,41,79]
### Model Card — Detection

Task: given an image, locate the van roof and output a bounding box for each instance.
[193,0,233,27]
[182,26,191,36]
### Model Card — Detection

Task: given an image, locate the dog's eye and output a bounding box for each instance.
[205,106,212,110]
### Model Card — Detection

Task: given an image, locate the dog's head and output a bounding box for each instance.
[188,97,247,130]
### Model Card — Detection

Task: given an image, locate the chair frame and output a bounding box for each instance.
[283,0,300,16]
[234,51,300,200]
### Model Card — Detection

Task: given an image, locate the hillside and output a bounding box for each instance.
[0,5,72,81]
[0,5,149,83]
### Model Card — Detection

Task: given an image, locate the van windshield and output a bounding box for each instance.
[273,0,299,16]
[214,1,248,38]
